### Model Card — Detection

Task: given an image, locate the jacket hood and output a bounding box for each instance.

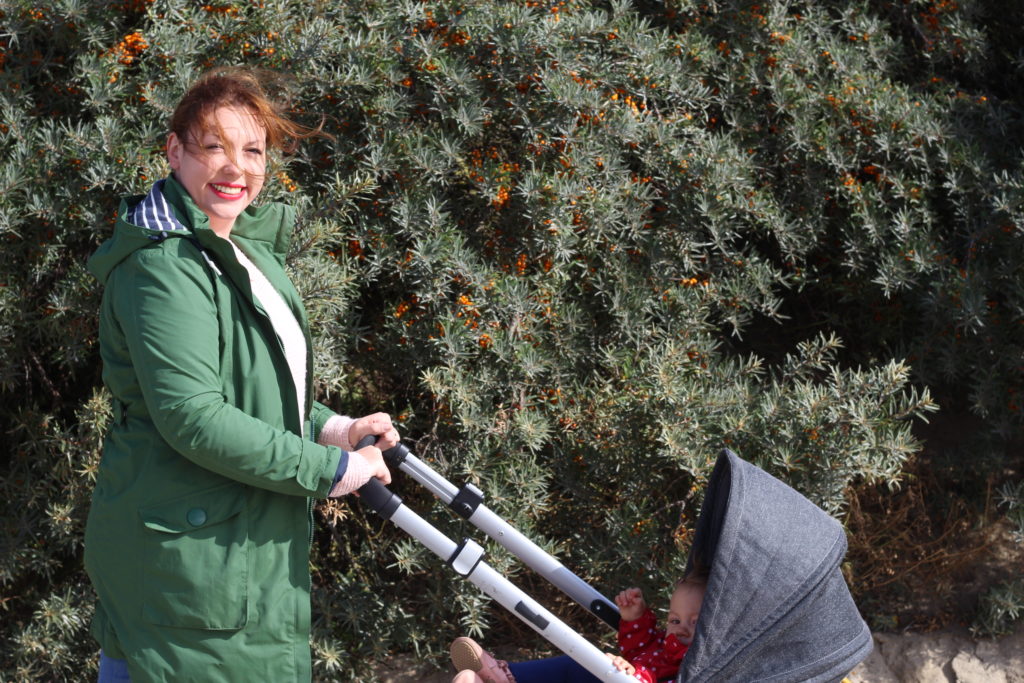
[88,175,296,282]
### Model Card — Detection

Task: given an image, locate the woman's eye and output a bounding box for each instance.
[246,148,264,156]
[205,144,223,151]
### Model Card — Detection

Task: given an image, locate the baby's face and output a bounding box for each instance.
[666,581,705,645]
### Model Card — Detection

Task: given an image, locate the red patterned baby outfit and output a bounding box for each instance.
[617,609,690,683]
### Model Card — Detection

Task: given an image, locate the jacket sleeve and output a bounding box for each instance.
[310,401,338,442]
[114,245,342,498]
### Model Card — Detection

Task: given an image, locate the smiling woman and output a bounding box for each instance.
[166,106,267,237]
[83,68,401,682]
[161,69,308,237]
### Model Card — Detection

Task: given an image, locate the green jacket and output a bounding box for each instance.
[85,176,344,682]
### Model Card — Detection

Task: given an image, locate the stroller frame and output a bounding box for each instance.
[356,439,634,682]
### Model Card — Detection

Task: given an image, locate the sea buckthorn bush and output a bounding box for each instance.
[1,0,1020,679]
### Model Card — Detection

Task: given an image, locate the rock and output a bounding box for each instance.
[844,628,1024,683]
[874,632,960,683]
[848,637,899,683]
[950,651,1006,683]
[975,631,1024,683]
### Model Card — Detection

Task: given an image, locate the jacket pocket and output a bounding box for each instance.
[138,482,249,630]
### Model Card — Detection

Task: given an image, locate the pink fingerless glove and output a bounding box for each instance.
[328,451,376,497]
[318,414,355,450]
[320,415,374,497]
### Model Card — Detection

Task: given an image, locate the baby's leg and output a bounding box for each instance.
[508,655,601,683]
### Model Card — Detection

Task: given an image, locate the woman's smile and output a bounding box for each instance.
[210,182,247,199]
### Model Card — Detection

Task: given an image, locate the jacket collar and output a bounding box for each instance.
[166,174,296,255]
[88,176,295,282]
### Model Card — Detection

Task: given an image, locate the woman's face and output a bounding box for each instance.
[166,105,267,238]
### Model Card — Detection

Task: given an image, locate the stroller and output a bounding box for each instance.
[356,442,873,682]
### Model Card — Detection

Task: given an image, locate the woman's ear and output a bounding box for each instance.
[166,132,182,171]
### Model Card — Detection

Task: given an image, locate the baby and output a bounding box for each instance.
[450,571,707,683]
[615,573,707,682]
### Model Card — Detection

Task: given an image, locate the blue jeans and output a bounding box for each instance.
[98,651,131,682]
[509,655,601,683]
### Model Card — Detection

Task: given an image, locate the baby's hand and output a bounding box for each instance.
[615,587,646,622]
[604,653,636,676]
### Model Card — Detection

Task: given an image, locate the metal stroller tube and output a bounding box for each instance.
[355,472,635,681]
[374,440,621,630]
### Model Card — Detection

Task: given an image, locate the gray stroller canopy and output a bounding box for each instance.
[677,450,873,683]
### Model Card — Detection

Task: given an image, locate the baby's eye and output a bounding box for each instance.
[205,143,224,151]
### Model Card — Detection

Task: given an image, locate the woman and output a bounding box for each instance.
[84,68,397,682]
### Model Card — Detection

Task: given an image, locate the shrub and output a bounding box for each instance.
[972,579,1024,639]
[1,0,1019,680]
[998,480,1024,543]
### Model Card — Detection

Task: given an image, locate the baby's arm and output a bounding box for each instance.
[615,587,647,622]
[604,653,636,676]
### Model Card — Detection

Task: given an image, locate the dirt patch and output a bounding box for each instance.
[370,654,450,683]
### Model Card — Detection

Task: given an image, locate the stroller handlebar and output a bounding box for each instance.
[354,434,410,467]
[350,446,636,682]
[383,442,410,467]
[353,436,622,630]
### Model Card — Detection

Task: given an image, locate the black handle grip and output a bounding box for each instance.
[354,434,410,468]
[353,434,404,519]
[357,477,401,519]
[592,599,622,630]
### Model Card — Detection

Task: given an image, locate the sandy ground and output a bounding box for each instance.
[370,626,1024,682]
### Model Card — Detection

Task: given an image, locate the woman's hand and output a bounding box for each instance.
[354,443,392,486]
[348,412,400,452]
[615,587,647,622]
[604,653,636,675]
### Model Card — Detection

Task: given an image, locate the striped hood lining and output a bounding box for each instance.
[128,179,189,237]
[127,179,222,275]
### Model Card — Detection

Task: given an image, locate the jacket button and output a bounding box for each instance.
[187,508,207,527]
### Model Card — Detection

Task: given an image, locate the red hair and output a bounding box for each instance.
[170,67,326,155]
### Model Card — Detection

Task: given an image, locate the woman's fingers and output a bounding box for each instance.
[350,412,400,449]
